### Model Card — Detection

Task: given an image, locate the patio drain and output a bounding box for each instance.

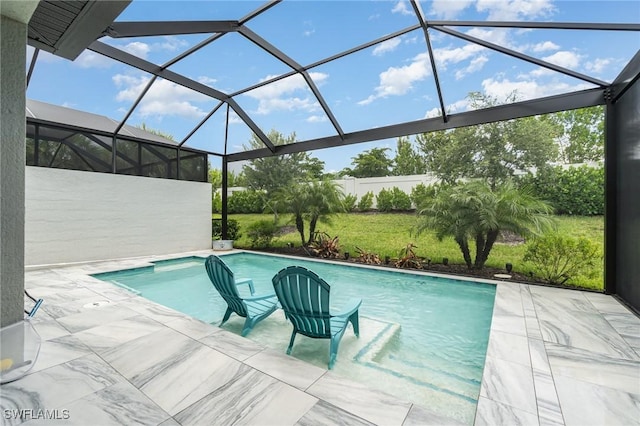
[82,300,111,309]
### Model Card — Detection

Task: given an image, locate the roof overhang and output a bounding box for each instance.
[27,0,131,60]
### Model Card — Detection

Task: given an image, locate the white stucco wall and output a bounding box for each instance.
[25,167,212,266]
[225,174,441,208]
[333,174,439,206]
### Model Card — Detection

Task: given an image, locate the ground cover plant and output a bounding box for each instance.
[229,213,604,290]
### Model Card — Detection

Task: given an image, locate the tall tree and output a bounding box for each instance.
[341,147,393,177]
[416,181,553,269]
[416,92,561,187]
[209,169,245,188]
[551,106,604,163]
[242,130,325,210]
[392,137,426,176]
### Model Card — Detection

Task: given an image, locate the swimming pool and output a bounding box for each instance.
[94,252,495,424]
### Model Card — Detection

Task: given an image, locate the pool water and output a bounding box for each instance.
[94,252,495,423]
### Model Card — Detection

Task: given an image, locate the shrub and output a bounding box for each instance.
[212,219,241,240]
[246,220,278,248]
[228,190,265,214]
[212,191,222,214]
[377,187,411,211]
[523,233,601,285]
[357,191,374,211]
[392,187,412,210]
[376,188,394,212]
[411,183,438,209]
[343,194,357,212]
[518,165,604,215]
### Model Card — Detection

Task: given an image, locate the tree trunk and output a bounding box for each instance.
[307,215,319,245]
[295,214,305,246]
[455,236,472,268]
[474,233,486,269]
[475,229,500,269]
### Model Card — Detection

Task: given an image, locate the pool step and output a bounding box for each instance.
[152,261,203,272]
[222,313,401,369]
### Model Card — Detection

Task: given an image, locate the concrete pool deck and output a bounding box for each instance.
[1,249,639,425]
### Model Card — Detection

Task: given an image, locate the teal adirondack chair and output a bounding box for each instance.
[272,266,361,369]
[205,255,278,336]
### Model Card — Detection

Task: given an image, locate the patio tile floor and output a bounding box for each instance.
[1,250,638,425]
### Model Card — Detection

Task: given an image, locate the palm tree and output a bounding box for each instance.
[416,180,554,269]
[275,179,345,246]
[305,180,345,245]
[274,183,308,246]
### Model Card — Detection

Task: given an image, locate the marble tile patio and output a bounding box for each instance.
[1,250,638,425]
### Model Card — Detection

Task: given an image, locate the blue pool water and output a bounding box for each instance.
[94,252,495,423]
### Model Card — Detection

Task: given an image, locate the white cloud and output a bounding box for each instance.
[430,0,474,19]
[542,50,582,69]
[525,50,583,77]
[361,41,488,105]
[303,20,315,37]
[113,74,210,119]
[476,0,555,21]
[123,42,150,59]
[455,55,489,79]
[433,43,484,68]
[425,99,471,118]
[75,50,114,68]
[197,76,217,85]
[532,41,560,53]
[73,36,188,69]
[392,0,413,15]
[243,72,328,115]
[373,38,402,56]
[425,107,441,119]
[585,58,611,74]
[359,52,432,105]
[466,28,512,48]
[306,115,328,123]
[158,36,189,52]
[481,77,591,101]
[404,35,419,44]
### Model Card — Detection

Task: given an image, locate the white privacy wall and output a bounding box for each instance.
[25,167,212,266]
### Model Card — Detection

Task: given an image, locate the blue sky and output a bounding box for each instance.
[26,0,639,172]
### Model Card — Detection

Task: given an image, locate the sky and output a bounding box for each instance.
[26,0,640,173]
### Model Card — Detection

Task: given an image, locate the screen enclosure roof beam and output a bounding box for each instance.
[227,88,606,162]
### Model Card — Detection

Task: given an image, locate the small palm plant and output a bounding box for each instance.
[395,243,422,269]
[416,180,554,269]
[274,179,345,246]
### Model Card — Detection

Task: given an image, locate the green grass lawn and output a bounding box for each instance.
[227,213,604,291]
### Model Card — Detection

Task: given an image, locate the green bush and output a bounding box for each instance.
[411,183,438,209]
[392,187,412,210]
[212,191,222,214]
[246,220,278,248]
[343,194,357,212]
[376,188,394,212]
[377,187,412,211]
[228,190,264,214]
[212,218,241,240]
[518,165,604,215]
[357,191,374,211]
[523,232,601,285]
